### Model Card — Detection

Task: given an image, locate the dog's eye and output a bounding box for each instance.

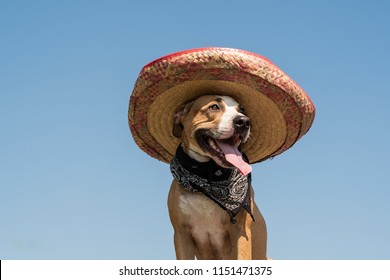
[239,107,245,114]
[208,104,220,111]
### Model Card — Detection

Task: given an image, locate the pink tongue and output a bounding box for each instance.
[215,140,252,176]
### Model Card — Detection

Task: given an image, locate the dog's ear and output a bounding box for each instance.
[172,111,184,138]
[172,101,194,138]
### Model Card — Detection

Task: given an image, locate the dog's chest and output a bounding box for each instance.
[178,191,230,225]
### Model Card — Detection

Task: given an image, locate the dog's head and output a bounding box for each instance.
[173,95,252,175]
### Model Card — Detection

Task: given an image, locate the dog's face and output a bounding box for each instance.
[173,95,252,175]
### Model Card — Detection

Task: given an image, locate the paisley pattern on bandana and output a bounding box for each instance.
[170,146,254,224]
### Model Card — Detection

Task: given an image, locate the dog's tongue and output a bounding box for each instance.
[215,140,252,176]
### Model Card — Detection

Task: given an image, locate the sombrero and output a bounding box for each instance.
[128,47,315,164]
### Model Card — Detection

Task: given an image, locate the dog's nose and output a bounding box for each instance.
[233,115,250,131]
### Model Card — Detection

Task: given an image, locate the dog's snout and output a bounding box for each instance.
[233,115,250,131]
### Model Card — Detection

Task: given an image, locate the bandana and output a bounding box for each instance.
[170,145,254,224]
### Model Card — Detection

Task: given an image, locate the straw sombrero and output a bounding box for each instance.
[128,47,315,164]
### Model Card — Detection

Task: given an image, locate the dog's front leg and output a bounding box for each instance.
[173,231,196,259]
[168,180,196,259]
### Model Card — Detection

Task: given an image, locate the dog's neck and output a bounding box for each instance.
[170,145,254,224]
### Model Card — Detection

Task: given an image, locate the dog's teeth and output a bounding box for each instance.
[208,139,221,152]
[210,140,216,149]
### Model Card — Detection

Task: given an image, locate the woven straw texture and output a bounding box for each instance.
[128,47,315,164]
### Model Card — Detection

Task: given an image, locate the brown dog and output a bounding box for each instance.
[168,95,268,260]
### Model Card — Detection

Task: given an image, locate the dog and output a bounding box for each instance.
[167,95,268,260]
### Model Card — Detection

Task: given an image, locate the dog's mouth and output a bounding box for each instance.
[195,131,252,175]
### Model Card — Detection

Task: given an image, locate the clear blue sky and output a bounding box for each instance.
[1,0,389,260]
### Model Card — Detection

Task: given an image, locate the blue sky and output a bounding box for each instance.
[1,0,389,259]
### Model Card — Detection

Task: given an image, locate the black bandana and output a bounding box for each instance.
[170,145,254,224]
